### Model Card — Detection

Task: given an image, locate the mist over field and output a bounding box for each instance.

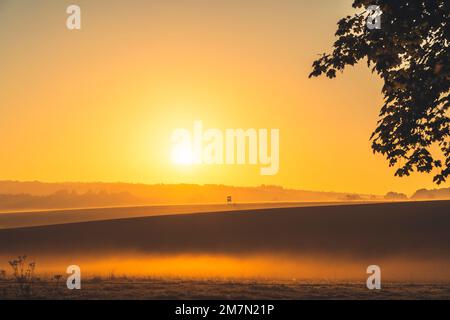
[1,201,450,285]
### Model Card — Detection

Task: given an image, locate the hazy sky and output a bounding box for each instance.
[0,0,446,195]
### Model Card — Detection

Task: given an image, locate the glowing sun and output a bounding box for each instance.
[171,144,193,165]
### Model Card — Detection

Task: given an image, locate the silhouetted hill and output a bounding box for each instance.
[411,188,450,200]
[0,181,383,211]
[0,190,141,211]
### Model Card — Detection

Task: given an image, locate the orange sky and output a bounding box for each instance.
[0,0,447,195]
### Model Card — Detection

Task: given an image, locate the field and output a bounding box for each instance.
[1,200,450,299]
[1,278,450,300]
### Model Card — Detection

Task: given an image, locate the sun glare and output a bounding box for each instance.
[171,144,193,165]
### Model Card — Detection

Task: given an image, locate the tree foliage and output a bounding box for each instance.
[310,0,449,184]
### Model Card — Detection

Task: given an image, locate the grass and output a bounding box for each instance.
[1,275,450,300]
